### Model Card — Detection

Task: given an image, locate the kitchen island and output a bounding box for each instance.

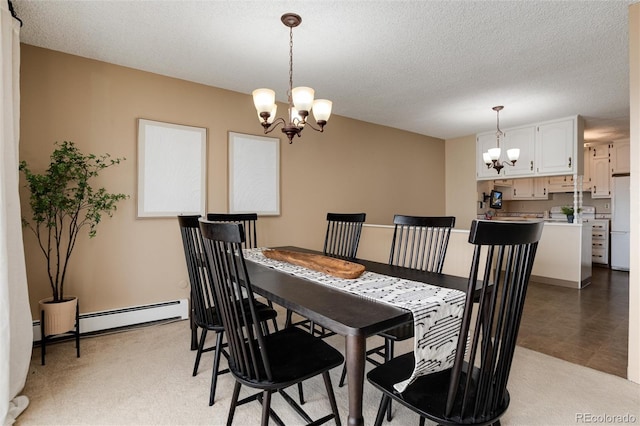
[358,220,591,289]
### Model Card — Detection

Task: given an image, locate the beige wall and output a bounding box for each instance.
[444,134,478,230]
[19,45,446,317]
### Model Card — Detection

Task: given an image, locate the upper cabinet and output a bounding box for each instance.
[535,118,579,175]
[547,175,574,193]
[610,139,630,175]
[584,142,615,199]
[503,126,535,176]
[583,147,592,191]
[511,177,548,200]
[476,116,583,181]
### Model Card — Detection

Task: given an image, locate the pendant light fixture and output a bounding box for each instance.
[482,106,520,173]
[252,13,332,144]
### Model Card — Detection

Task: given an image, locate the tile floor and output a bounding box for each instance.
[517,266,629,378]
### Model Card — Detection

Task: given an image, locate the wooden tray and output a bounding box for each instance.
[262,249,365,279]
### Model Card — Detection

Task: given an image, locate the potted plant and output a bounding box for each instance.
[20,141,128,337]
[561,206,581,223]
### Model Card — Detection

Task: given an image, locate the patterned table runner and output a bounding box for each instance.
[243,248,466,392]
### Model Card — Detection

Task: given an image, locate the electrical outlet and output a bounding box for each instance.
[604,202,610,209]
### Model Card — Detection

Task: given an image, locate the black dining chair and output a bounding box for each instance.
[287,212,366,338]
[199,220,344,426]
[339,215,456,389]
[207,213,258,249]
[367,219,543,426]
[178,215,278,406]
[323,212,366,259]
[206,212,279,333]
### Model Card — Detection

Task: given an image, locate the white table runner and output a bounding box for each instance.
[243,248,466,392]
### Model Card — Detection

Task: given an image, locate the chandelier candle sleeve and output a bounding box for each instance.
[312,99,332,122]
[253,89,275,113]
[292,87,315,112]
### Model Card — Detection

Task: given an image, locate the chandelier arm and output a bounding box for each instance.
[300,120,324,133]
[261,117,287,135]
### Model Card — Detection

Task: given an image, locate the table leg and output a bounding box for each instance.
[345,334,366,426]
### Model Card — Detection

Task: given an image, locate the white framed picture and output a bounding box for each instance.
[137,119,207,217]
[228,132,280,216]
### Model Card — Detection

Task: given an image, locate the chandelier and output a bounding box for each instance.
[482,106,520,173]
[252,13,332,144]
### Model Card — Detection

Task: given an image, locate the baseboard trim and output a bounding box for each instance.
[32,299,189,342]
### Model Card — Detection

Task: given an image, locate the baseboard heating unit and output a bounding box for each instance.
[32,299,189,342]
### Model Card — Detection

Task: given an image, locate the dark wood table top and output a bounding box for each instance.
[244,246,473,337]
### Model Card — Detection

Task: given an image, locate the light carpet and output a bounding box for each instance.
[15,312,640,425]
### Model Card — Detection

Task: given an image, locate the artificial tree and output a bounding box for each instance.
[20,141,128,303]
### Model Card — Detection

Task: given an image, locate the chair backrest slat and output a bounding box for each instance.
[388,215,455,272]
[199,220,273,384]
[207,213,259,249]
[444,220,543,422]
[323,212,366,259]
[178,215,220,328]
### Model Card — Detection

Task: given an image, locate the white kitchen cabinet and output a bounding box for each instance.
[493,179,513,187]
[591,156,611,198]
[590,143,609,160]
[535,117,577,175]
[610,140,630,175]
[532,177,549,199]
[585,143,611,198]
[502,126,535,177]
[511,178,548,200]
[547,175,574,193]
[583,147,592,191]
[477,115,583,181]
[591,219,610,265]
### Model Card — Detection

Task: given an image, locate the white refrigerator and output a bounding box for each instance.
[610,174,630,271]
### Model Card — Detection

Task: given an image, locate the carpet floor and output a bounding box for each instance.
[15,312,640,425]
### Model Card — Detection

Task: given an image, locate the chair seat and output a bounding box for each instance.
[194,299,277,331]
[378,321,414,341]
[232,327,344,389]
[367,352,510,425]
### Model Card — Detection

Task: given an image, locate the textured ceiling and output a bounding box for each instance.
[12,0,636,142]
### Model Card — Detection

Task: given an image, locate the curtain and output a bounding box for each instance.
[0,1,31,425]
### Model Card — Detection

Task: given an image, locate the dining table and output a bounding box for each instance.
[243,246,477,426]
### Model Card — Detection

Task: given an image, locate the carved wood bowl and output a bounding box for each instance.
[262,249,365,279]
